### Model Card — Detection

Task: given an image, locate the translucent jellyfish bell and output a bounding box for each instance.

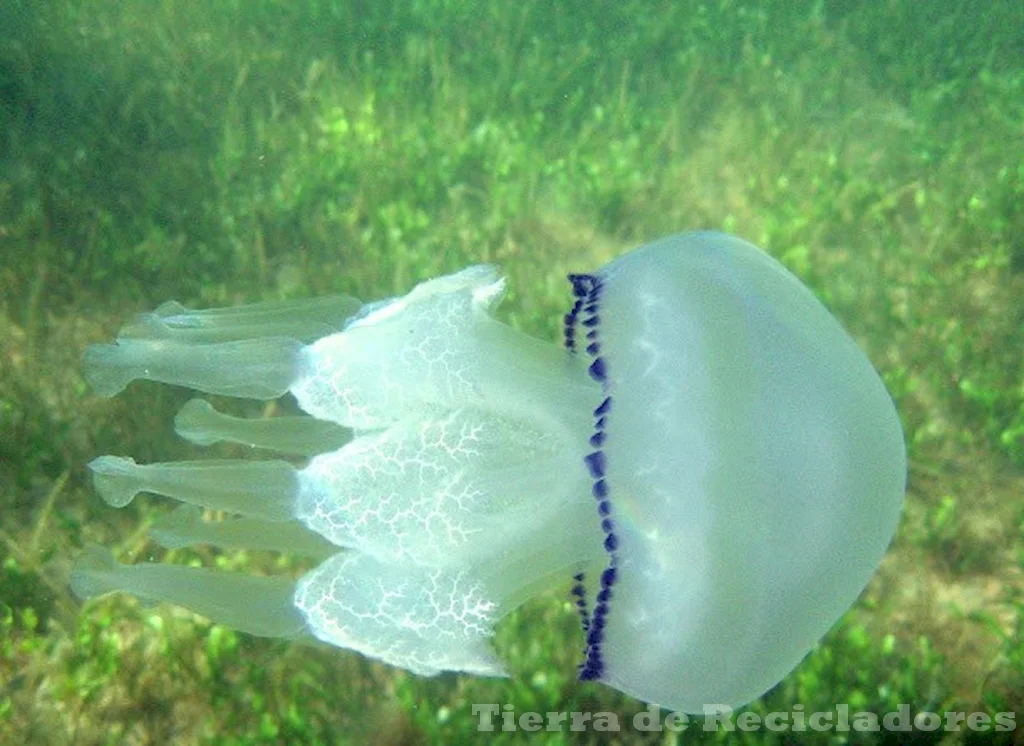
[75,231,905,713]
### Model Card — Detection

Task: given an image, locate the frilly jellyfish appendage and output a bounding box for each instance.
[76,232,905,713]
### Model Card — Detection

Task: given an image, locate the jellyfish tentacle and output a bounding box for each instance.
[83,336,305,399]
[120,295,362,344]
[174,398,351,456]
[84,293,367,397]
[87,455,299,520]
[150,505,339,560]
[71,544,308,639]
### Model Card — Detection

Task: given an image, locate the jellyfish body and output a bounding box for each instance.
[76,231,905,713]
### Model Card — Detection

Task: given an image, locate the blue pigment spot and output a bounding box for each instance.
[563,272,620,682]
[584,451,606,478]
[601,566,617,586]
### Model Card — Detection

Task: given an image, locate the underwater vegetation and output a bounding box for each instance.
[1,0,1022,743]
[74,232,905,714]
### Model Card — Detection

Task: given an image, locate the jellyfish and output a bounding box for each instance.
[73,231,905,714]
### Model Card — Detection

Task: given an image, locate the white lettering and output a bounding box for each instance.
[633,705,661,731]
[883,704,910,731]
[472,704,498,731]
[736,712,761,732]
[703,705,734,731]
[663,712,688,732]
[809,711,833,731]
[994,712,1015,731]
[593,712,618,731]
[519,712,541,732]
[569,712,591,732]
[546,711,567,731]
[501,704,516,732]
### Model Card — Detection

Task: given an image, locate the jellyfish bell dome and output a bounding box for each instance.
[576,232,905,712]
[76,230,905,716]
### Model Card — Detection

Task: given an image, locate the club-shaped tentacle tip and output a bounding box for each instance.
[87,455,143,508]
